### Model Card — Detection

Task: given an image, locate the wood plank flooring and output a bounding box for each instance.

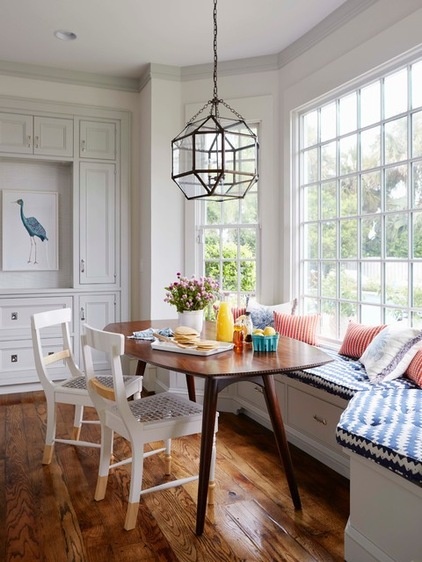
[0,391,349,561]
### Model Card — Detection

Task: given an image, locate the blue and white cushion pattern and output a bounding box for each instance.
[336,387,422,485]
[285,348,371,400]
[285,348,417,400]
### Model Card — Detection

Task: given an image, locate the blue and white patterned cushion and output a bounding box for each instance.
[246,299,295,330]
[285,348,416,400]
[336,387,422,485]
[285,348,370,400]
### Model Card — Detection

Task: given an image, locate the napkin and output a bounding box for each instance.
[131,327,174,341]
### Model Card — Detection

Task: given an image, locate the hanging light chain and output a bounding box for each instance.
[183,0,248,126]
[212,0,219,105]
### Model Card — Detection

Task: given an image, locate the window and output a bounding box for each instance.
[197,125,259,309]
[298,59,422,342]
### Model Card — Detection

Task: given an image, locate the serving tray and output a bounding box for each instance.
[150,340,234,356]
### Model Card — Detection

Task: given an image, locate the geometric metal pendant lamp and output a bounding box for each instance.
[171,0,259,202]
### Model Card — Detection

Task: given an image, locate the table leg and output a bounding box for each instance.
[135,360,146,377]
[185,374,196,402]
[195,376,219,535]
[262,375,302,510]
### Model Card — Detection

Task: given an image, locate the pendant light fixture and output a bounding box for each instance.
[171,0,259,201]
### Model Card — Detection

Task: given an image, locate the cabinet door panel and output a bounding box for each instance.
[79,162,116,285]
[34,117,73,157]
[80,121,116,160]
[0,112,33,154]
[78,293,117,371]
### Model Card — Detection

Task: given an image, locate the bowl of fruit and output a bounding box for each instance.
[251,326,279,352]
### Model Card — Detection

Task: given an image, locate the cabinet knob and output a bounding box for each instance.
[81,139,86,152]
[80,307,86,321]
[34,136,39,148]
[80,259,85,273]
[26,135,31,148]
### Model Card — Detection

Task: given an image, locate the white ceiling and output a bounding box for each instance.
[1,0,349,80]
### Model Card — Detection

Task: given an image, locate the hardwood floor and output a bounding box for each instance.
[0,391,349,561]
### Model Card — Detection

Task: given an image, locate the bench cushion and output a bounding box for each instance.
[286,348,371,400]
[286,348,416,400]
[336,387,422,485]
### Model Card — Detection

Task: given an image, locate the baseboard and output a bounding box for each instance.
[345,519,394,562]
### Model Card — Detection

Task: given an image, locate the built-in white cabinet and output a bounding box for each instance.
[79,162,116,285]
[76,293,118,372]
[0,100,130,394]
[0,295,73,387]
[79,120,116,160]
[0,112,73,157]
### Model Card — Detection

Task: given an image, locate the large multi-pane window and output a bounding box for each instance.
[298,59,422,342]
[197,125,259,309]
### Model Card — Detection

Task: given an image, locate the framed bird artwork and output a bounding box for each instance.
[2,190,58,271]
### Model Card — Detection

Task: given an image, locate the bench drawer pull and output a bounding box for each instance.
[313,414,327,425]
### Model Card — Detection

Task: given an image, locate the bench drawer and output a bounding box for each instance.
[287,386,343,450]
[236,378,286,412]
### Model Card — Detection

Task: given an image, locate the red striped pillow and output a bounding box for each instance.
[406,350,422,387]
[273,312,319,345]
[232,307,247,321]
[339,322,385,359]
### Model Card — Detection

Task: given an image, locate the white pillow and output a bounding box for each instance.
[360,324,422,383]
[246,298,297,330]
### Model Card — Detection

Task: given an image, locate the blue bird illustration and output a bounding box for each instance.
[16,199,48,264]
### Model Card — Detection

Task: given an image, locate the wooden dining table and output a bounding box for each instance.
[104,319,332,535]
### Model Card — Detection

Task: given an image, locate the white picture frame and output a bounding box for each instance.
[2,190,59,271]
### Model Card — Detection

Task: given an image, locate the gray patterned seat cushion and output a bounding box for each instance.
[336,387,422,485]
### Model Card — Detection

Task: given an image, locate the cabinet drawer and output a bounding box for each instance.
[236,378,285,412]
[0,297,73,339]
[287,386,343,450]
[0,338,69,386]
[237,380,266,410]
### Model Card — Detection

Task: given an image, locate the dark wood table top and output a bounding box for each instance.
[105,319,332,379]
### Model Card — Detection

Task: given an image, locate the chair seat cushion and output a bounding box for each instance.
[336,387,422,485]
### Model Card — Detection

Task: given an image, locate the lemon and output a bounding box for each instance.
[253,328,264,335]
[263,326,276,336]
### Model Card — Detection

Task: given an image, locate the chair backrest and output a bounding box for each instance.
[82,324,136,429]
[31,308,81,390]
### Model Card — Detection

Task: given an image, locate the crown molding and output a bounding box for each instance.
[0,60,140,92]
[0,0,378,92]
[277,0,378,67]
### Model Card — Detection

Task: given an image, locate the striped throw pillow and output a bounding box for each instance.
[273,312,319,345]
[406,350,422,387]
[339,322,385,359]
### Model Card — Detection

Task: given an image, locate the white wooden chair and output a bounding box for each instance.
[31,308,142,465]
[81,324,218,531]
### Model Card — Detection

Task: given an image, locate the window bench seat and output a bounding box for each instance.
[287,348,422,562]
